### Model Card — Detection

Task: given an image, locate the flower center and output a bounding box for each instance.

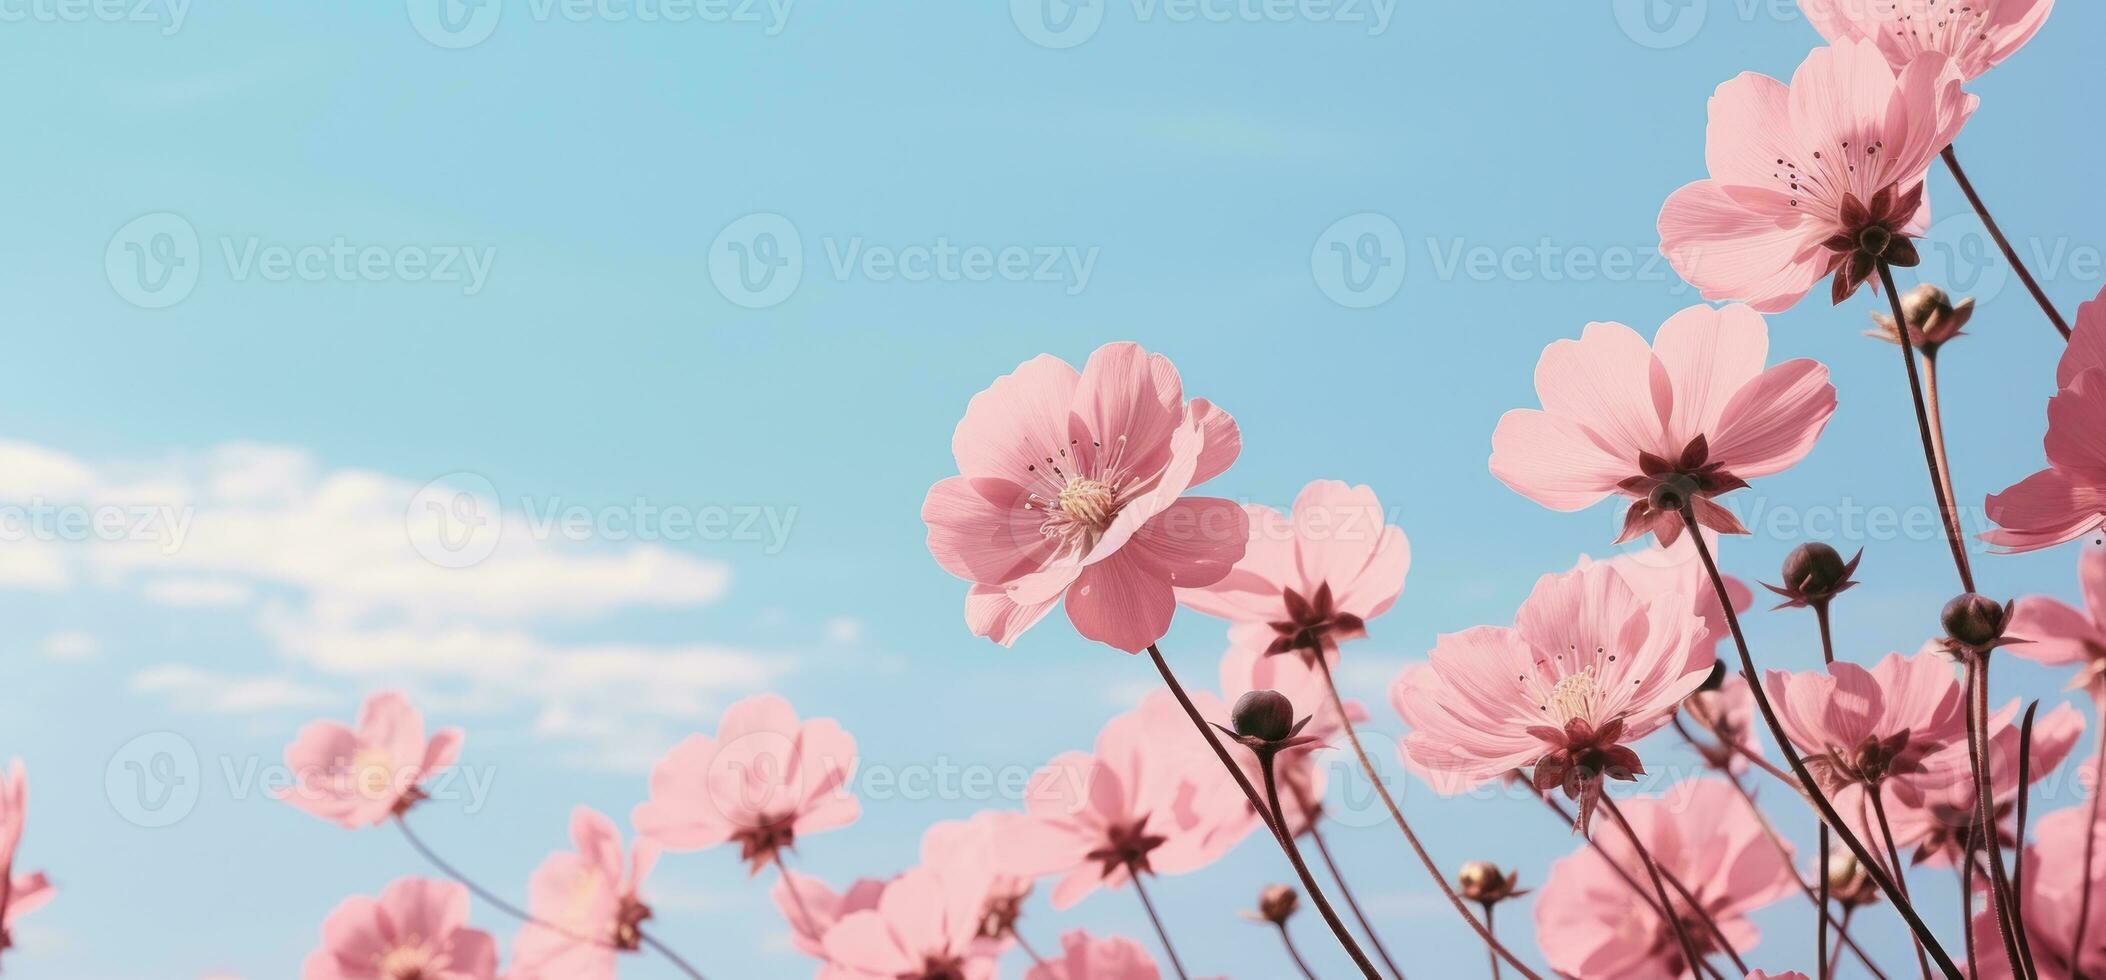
[1544,668,1602,727]
[351,747,398,800]
[1056,478,1118,531]
[377,945,438,980]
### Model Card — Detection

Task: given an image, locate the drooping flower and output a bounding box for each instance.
[278,692,464,829]
[1535,780,1797,980]
[2007,547,2106,691]
[1176,479,1410,661]
[510,807,658,980]
[0,761,51,948]
[300,878,499,980]
[1657,40,1975,310]
[1213,636,1364,837]
[922,341,1249,652]
[1972,804,2106,979]
[998,691,1256,908]
[820,861,1000,980]
[632,694,858,871]
[1490,304,1836,546]
[774,870,889,960]
[1867,700,2082,865]
[1394,561,1711,834]
[1985,290,2106,552]
[1025,930,1161,980]
[1801,0,2054,80]
[1761,650,1965,792]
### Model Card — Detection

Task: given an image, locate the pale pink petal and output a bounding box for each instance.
[1489,408,1630,510]
[1064,549,1175,653]
[1707,358,1836,478]
[950,353,1082,484]
[1659,180,1828,313]
[1532,321,1668,461]
[965,583,1061,647]
[1651,303,1770,446]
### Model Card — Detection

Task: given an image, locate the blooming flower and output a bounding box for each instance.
[1801,0,2054,80]
[1489,304,1836,546]
[1581,533,1753,662]
[821,861,999,980]
[920,814,1032,951]
[1684,674,1764,776]
[1761,650,1965,792]
[1025,930,1161,980]
[1394,561,1711,834]
[1973,804,2106,979]
[1657,40,1975,311]
[774,871,889,960]
[922,341,1248,652]
[2008,547,2106,690]
[300,878,499,980]
[1214,635,1364,837]
[1867,700,2082,865]
[1175,479,1410,661]
[633,694,858,871]
[998,691,1256,908]
[278,692,464,829]
[0,761,51,947]
[1535,780,1797,980]
[510,807,658,979]
[1988,294,2106,552]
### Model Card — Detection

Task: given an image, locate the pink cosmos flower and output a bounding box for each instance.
[1535,780,1797,980]
[1026,931,1160,980]
[775,871,889,960]
[1394,561,1711,834]
[998,691,1256,908]
[919,814,1031,951]
[1657,40,1975,310]
[922,341,1248,653]
[820,861,999,980]
[1175,479,1410,661]
[1801,0,2054,80]
[1973,804,2106,979]
[633,694,858,871]
[1214,635,1364,837]
[278,692,464,829]
[1862,700,2082,865]
[1684,674,1763,775]
[1987,290,2106,552]
[1762,650,1965,792]
[510,807,658,980]
[1490,304,1836,546]
[300,878,499,980]
[1582,533,1754,663]
[2008,547,2106,689]
[0,761,51,945]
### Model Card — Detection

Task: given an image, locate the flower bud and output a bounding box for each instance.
[1765,543,1859,609]
[1232,690,1296,743]
[1868,283,1973,352]
[1458,861,1523,905]
[1941,593,2008,651]
[1252,884,1299,925]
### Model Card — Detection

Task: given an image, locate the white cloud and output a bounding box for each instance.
[39,630,100,662]
[129,664,339,715]
[824,617,864,644]
[141,577,254,608]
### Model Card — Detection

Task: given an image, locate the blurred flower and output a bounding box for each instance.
[1685,674,1764,776]
[632,694,858,871]
[1866,700,2083,866]
[2007,547,2106,693]
[300,878,498,980]
[1972,803,2106,979]
[821,861,1000,980]
[1245,884,1299,925]
[0,761,50,950]
[1457,862,1526,906]
[276,692,463,829]
[774,871,888,961]
[1801,0,2053,80]
[1762,651,1965,791]
[511,807,657,979]
[1985,287,2106,552]
[1025,930,1160,980]
[920,815,1032,949]
[1867,283,1972,354]
[1826,853,1881,909]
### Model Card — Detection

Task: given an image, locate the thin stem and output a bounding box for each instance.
[1678,508,1965,978]
[1260,754,1383,980]
[1603,797,1708,980]
[1920,353,1965,568]
[637,933,709,980]
[774,853,825,945]
[1814,601,1837,665]
[1968,659,2034,980]
[1309,654,1544,979]
[1144,644,1288,847]
[1940,145,2070,341]
[1831,908,1857,979]
[1485,904,1502,980]
[1963,832,1981,980]
[1870,786,1934,980]
[2014,701,2039,912]
[1275,922,1319,980]
[1129,872,1190,980]
[1813,598,1836,980]
[1296,784,1407,980]
[2072,707,2106,977]
[1013,931,1050,968]
[1877,261,1975,593]
[1536,794,1727,980]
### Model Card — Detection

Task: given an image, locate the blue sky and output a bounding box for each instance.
[2,1,2103,976]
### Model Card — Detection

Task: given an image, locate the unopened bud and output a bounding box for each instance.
[1765,543,1860,609]
[1232,690,1296,743]
[1941,593,2009,652]
[1458,861,1523,905]
[1252,884,1299,925]
[1869,283,1973,352]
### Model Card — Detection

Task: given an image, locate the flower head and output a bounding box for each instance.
[1868,282,1973,353]
[1802,0,2054,80]
[1865,700,2083,866]
[1246,884,1300,925]
[510,807,658,979]
[1490,304,1836,547]
[1657,40,1975,311]
[1457,862,1527,906]
[1764,541,1861,609]
[1394,561,1711,834]
[1685,674,1764,775]
[278,692,463,829]
[821,860,1001,980]
[1762,650,1965,791]
[1025,930,1161,980]
[300,878,498,980]
[923,342,1248,652]
[920,814,1033,950]
[1986,290,2106,552]
[775,871,889,961]
[632,694,858,871]
[1214,636,1365,837]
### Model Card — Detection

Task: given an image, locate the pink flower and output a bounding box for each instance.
[1026,930,1161,980]
[633,694,858,871]
[1862,700,2082,865]
[278,692,464,829]
[1986,289,2106,552]
[1535,780,1797,980]
[510,807,658,979]
[1802,0,2054,80]
[1490,304,1836,546]
[1684,674,1763,775]
[820,862,999,980]
[1761,650,1965,792]
[2008,547,2106,689]
[0,761,51,942]
[998,691,1257,908]
[1974,804,2106,978]
[1176,479,1410,660]
[1581,533,1754,663]
[1657,40,1975,310]
[922,341,1248,653]
[1394,561,1711,834]
[920,814,1032,950]
[300,878,499,980]
[1214,635,1365,837]
[775,871,889,960]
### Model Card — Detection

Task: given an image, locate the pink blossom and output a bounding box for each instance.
[1535,780,1797,980]
[820,861,999,980]
[633,694,858,871]
[922,341,1248,652]
[1801,0,2054,80]
[1026,930,1160,980]
[2007,547,2106,688]
[1761,650,1965,792]
[1489,304,1836,546]
[1860,700,2082,865]
[1394,561,1711,833]
[1581,533,1754,663]
[300,878,499,980]
[1685,674,1764,776]
[277,692,464,829]
[1988,293,2106,552]
[775,871,889,960]
[1176,479,1410,660]
[1657,40,1975,311]
[920,814,1031,951]
[510,807,658,979]
[998,691,1257,908]
[1215,634,1365,836]
[0,761,51,940]
[1973,804,2106,978]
